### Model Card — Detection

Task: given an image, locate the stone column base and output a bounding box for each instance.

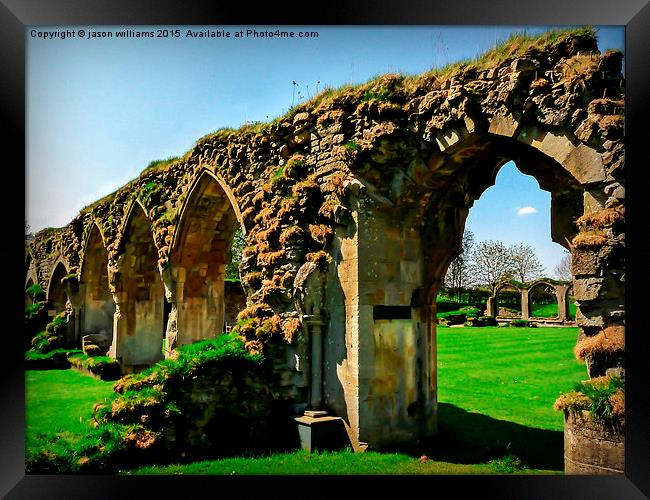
[564,411,624,474]
[293,413,350,453]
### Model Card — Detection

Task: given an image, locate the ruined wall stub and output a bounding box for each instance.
[28,30,625,451]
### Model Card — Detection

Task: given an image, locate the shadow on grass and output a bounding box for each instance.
[390,403,564,471]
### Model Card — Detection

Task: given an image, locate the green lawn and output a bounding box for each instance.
[531,302,577,319]
[432,325,585,471]
[25,369,115,450]
[128,449,551,475]
[26,326,585,474]
[437,325,583,431]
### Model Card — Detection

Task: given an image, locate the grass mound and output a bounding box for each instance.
[26,333,269,473]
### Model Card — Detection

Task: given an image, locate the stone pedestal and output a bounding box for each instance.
[294,412,350,452]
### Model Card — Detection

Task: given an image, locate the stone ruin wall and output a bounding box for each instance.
[26,30,625,436]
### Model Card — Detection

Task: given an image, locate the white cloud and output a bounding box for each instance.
[516,206,538,216]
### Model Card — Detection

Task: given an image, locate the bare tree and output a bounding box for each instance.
[468,240,515,295]
[510,243,546,283]
[553,249,572,281]
[443,229,475,301]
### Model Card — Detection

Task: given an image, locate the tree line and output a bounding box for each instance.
[443,229,572,301]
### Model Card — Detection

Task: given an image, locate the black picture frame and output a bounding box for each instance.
[4,1,649,498]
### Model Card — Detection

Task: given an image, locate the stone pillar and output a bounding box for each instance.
[163,278,178,357]
[64,280,81,345]
[521,288,530,320]
[305,314,326,410]
[108,293,121,361]
[486,296,497,317]
[556,284,569,322]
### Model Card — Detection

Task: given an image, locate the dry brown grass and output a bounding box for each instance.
[559,53,600,87]
[309,224,334,244]
[574,326,625,360]
[598,114,624,129]
[240,206,255,225]
[577,206,624,230]
[572,230,608,249]
[254,220,280,244]
[318,199,337,219]
[242,245,258,258]
[237,303,273,322]
[282,317,302,343]
[257,315,283,337]
[530,77,550,90]
[553,391,591,412]
[254,206,276,225]
[252,190,266,207]
[277,197,298,219]
[257,249,286,266]
[279,225,304,245]
[241,271,263,289]
[123,428,158,450]
[306,250,332,270]
[244,339,264,356]
[610,389,625,419]
[292,178,320,198]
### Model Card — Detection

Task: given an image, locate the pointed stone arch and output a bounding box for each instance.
[46,257,70,314]
[165,168,244,350]
[79,221,115,341]
[25,251,39,293]
[337,124,598,447]
[109,198,165,372]
[25,276,35,308]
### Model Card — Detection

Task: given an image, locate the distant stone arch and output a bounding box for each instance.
[79,221,115,343]
[495,281,523,318]
[165,168,243,352]
[109,199,165,372]
[528,279,560,319]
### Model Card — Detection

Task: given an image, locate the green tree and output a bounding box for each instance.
[509,243,545,283]
[224,228,245,280]
[468,240,515,295]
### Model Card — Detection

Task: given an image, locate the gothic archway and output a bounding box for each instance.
[166,169,243,350]
[79,222,115,342]
[109,200,165,371]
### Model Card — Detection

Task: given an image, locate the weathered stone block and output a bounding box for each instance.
[523,129,574,166]
[435,129,462,151]
[400,261,420,284]
[564,411,624,475]
[583,191,604,213]
[573,277,604,301]
[488,113,520,137]
[575,308,604,328]
[572,249,601,276]
[563,144,606,185]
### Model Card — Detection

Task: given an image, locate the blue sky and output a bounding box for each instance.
[26,25,624,274]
